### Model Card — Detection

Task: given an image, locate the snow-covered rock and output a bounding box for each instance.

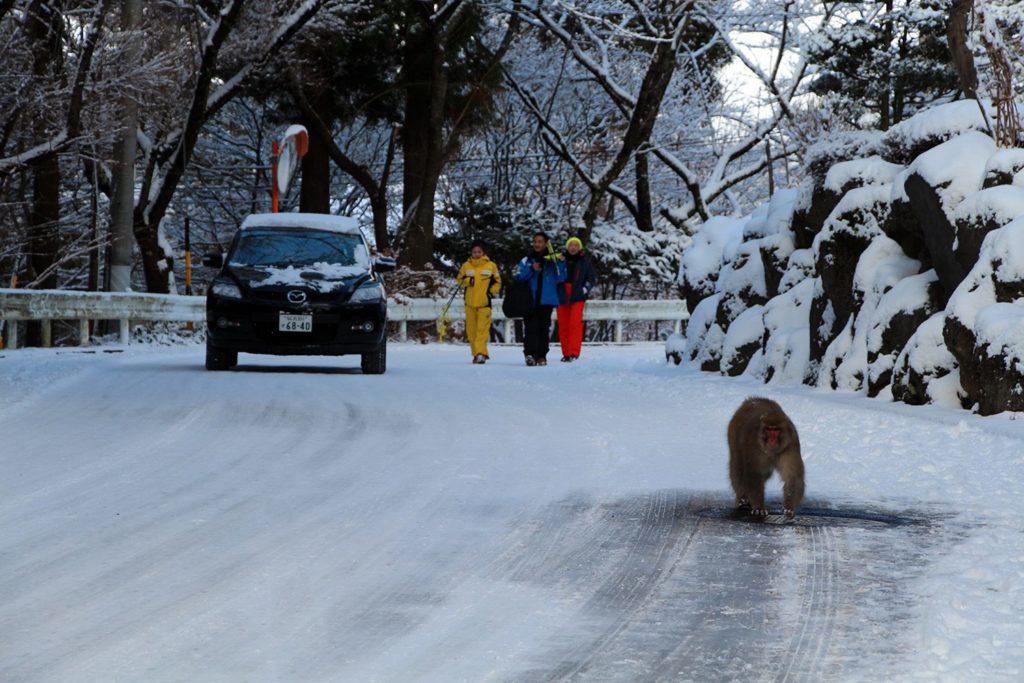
[881,193,928,264]
[749,190,801,298]
[883,100,994,164]
[944,218,1024,414]
[904,131,996,217]
[821,235,921,392]
[952,185,1024,273]
[824,156,905,194]
[794,141,889,251]
[804,130,884,183]
[721,304,765,377]
[762,278,815,384]
[671,99,1024,414]
[812,184,892,355]
[744,188,799,240]
[677,216,745,312]
[715,240,768,328]
[867,269,943,397]
[983,148,1024,189]
[778,248,815,294]
[891,312,963,408]
[684,293,726,371]
[760,232,796,299]
[665,331,686,365]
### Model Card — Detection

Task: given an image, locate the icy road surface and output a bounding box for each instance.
[2,344,1022,682]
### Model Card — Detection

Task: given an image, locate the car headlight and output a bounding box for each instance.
[211,279,242,299]
[349,282,384,303]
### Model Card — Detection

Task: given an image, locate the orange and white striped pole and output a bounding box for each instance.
[271,139,281,213]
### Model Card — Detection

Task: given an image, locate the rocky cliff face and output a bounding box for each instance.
[673,101,1024,415]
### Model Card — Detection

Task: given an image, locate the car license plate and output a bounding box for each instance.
[279,313,313,332]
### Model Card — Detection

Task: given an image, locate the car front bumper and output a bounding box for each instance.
[207,296,387,356]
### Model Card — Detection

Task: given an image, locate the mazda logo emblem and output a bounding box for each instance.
[287,290,307,304]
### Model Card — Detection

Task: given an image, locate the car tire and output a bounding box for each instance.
[361,341,387,375]
[206,343,237,371]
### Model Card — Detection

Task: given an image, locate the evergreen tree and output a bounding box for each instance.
[807,0,959,130]
[434,185,562,281]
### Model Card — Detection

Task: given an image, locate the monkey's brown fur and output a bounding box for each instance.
[727,397,805,517]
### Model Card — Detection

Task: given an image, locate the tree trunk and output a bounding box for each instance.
[293,89,395,250]
[110,0,140,292]
[399,20,447,269]
[25,0,61,345]
[26,0,61,292]
[879,0,893,131]
[299,111,331,213]
[635,152,654,232]
[129,0,322,292]
[580,34,677,240]
[948,0,978,100]
[29,152,60,290]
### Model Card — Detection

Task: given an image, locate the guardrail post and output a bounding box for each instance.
[6,321,16,349]
[398,320,407,342]
[119,319,130,345]
[674,319,682,334]
[614,319,624,343]
[40,319,52,348]
[504,319,514,343]
[79,319,90,346]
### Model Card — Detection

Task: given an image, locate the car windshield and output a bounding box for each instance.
[230,229,366,269]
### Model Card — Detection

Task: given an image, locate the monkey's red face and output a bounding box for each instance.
[762,423,784,449]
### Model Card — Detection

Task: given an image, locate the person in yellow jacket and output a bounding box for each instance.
[457,241,502,364]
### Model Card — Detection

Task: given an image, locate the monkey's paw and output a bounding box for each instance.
[784,508,796,518]
[750,507,768,516]
[736,498,752,511]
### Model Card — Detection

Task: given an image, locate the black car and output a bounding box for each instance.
[203,213,395,373]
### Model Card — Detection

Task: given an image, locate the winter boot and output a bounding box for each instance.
[525,355,537,367]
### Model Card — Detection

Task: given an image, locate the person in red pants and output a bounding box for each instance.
[557,236,597,362]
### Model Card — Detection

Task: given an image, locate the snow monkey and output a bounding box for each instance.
[727,397,805,518]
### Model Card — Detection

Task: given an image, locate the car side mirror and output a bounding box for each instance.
[202,253,224,269]
[374,256,396,273]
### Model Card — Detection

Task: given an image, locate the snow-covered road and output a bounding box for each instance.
[1,344,1022,681]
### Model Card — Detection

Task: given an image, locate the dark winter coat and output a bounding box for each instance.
[558,252,596,305]
[515,251,567,307]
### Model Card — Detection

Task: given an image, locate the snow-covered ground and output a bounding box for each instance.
[1,343,1022,682]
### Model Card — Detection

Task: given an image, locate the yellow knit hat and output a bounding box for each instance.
[566,237,584,250]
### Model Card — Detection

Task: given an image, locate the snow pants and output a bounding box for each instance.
[523,305,553,360]
[465,305,492,358]
[558,299,585,358]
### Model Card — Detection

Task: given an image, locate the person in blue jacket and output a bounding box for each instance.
[515,231,567,366]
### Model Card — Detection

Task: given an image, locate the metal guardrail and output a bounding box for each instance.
[0,288,688,349]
